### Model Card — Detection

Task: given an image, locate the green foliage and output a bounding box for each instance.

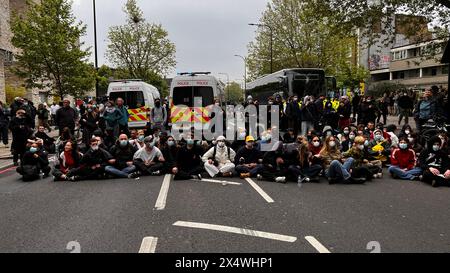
[97,65,113,96]
[336,63,370,90]
[367,82,406,98]
[5,85,27,105]
[247,0,355,80]
[225,82,245,104]
[10,0,95,100]
[106,0,176,78]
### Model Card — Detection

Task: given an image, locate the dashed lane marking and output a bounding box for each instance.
[173,221,297,243]
[245,178,274,203]
[305,236,331,253]
[154,174,172,210]
[139,237,158,253]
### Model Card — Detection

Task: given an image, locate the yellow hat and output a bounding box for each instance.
[245,136,255,142]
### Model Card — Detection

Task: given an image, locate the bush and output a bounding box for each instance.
[5,84,27,105]
[367,82,406,98]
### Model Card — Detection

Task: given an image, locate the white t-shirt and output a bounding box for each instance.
[133,146,163,162]
[50,105,60,115]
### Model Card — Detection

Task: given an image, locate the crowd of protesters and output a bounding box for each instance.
[0,85,449,187]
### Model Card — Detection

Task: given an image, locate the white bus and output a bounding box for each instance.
[107,80,161,128]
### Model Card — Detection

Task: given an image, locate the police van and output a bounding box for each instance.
[107,80,161,128]
[169,72,225,130]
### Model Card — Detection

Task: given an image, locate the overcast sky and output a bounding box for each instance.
[72,0,269,84]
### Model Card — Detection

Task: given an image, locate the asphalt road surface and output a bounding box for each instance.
[0,166,449,253]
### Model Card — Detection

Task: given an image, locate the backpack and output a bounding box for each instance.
[211,146,231,166]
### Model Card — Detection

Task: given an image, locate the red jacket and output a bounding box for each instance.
[390,148,416,170]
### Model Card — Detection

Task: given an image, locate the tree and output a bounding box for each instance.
[11,0,95,100]
[106,0,176,79]
[247,0,355,80]
[336,63,370,91]
[5,85,27,105]
[225,82,245,104]
[367,81,406,98]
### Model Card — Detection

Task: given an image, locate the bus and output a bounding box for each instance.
[107,80,160,128]
[169,72,225,130]
[246,68,336,102]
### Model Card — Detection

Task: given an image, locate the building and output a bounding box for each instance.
[357,13,447,90]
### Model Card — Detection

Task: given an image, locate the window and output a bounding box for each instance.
[431,68,437,76]
[109,91,144,109]
[393,50,407,60]
[443,66,449,75]
[173,87,214,107]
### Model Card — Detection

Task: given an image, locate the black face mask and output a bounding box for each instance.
[155,102,161,107]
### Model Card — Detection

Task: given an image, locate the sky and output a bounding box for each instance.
[72,0,269,84]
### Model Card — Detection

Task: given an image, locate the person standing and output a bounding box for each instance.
[150,98,167,132]
[79,104,100,146]
[9,109,34,166]
[413,87,445,132]
[103,101,123,138]
[116,98,130,136]
[0,101,10,148]
[55,99,79,135]
[50,102,60,127]
[377,95,389,125]
[397,91,413,126]
[37,103,51,132]
[352,92,361,119]
[285,95,301,136]
[301,96,317,135]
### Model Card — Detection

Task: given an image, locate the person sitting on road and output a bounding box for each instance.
[419,136,450,187]
[173,137,204,180]
[16,142,51,182]
[132,136,165,177]
[287,140,322,183]
[388,137,422,181]
[257,140,289,183]
[72,138,113,181]
[397,124,413,140]
[131,129,146,150]
[167,135,179,160]
[316,136,365,184]
[340,130,356,153]
[408,132,423,156]
[234,136,263,179]
[156,134,177,175]
[343,136,382,180]
[385,124,399,149]
[34,125,56,154]
[105,134,138,179]
[309,135,323,156]
[202,135,236,178]
[52,140,82,182]
[368,129,391,166]
[282,128,296,144]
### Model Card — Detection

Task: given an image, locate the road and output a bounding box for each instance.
[0,165,449,253]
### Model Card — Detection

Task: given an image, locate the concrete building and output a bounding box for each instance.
[357,13,448,90]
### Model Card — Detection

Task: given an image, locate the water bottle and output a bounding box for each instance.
[297,176,303,188]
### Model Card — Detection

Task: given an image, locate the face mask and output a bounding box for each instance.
[145,142,154,149]
[29,147,38,153]
[120,140,128,147]
[217,141,226,148]
[88,108,93,113]
[268,101,273,105]
[138,135,145,142]
[405,130,410,135]
[246,142,254,148]
[215,103,220,106]
[168,141,175,147]
[374,135,382,141]
[91,145,99,151]
[329,141,336,148]
[433,145,441,152]
[343,130,349,135]
[326,131,332,137]
[364,140,369,147]
[186,139,195,146]
[358,131,363,135]
[399,143,408,150]
[313,141,320,147]
[349,134,355,140]
[358,145,365,150]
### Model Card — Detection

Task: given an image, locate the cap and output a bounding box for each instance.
[144,136,154,143]
[245,136,255,142]
[216,136,226,141]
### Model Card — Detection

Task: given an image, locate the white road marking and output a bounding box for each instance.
[245,178,274,203]
[305,236,331,253]
[154,174,172,210]
[139,237,158,253]
[173,221,296,243]
[191,178,242,185]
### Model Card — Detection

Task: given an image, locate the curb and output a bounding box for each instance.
[0,161,15,172]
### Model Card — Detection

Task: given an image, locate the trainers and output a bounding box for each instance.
[151,170,161,176]
[128,172,140,179]
[256,174,263,180]
[373,174,378,179]
[377,173,383,178]
[222,172,233,177]
[240,173,251,179]
[347,177,366,184]
[275,176,286,183]
[68,176,78,182]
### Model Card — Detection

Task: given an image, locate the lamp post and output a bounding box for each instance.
[249,23,273,74]
[218,73,230,102]
[93,0,99,98]
[234,55,247,101]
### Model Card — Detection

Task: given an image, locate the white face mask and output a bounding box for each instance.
[405,130,410,135]
[329,141,336,148]
[217,141,225,148]
[91,145,99,151]
[313,141,320,147]
[358,145,365,150]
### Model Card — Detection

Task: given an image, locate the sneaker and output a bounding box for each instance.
[151,170,161,176]
[347,177,366,184]
[275,176,286,183]
[240,172,251,179]
[373,174,378,179]
[377,173,383,179]
[68,176,78,182]
[222,172,233,177]
[128,172,139,179]
[297,175,309,183]
[256,174,263,180]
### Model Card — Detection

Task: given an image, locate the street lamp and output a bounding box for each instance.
[218,73,230,101]
[93,0,99,98]
[249,23,273,74]
[234,55,247,101]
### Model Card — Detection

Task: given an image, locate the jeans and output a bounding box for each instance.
[326,158,355,180]
[105,165,137,178]
[301,121,314,135]
[288,164,322,178]
[398,108,410,125]
[388,166,422,180]
[235,164,264,177]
